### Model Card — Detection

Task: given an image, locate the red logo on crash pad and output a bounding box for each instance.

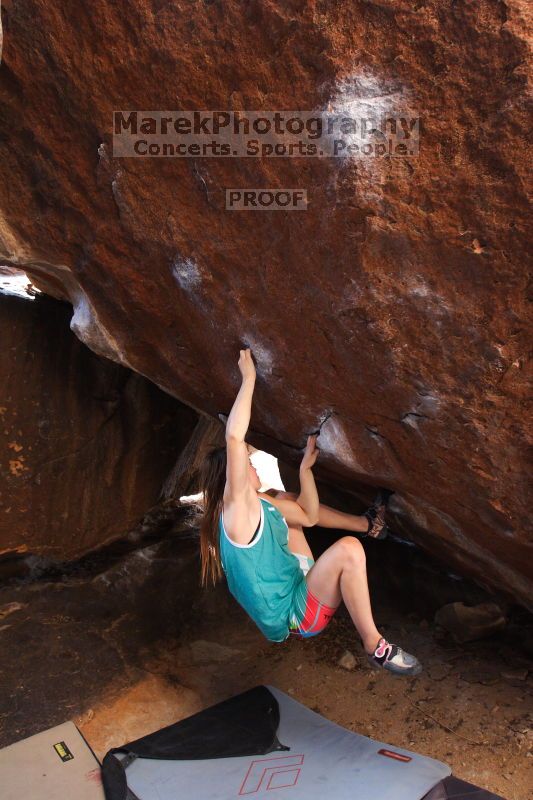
[378,748,412,763]
[239,754,304,794]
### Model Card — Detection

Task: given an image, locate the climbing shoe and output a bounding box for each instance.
[362,488,394,540]
[367,637,422,676]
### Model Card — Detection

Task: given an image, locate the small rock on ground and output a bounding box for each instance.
[434,602,506,643]
[338,650,358,671]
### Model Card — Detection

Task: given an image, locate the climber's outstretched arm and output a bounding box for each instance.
[225,349,256,497]
[261,436,320,527]
[276,491,368,532]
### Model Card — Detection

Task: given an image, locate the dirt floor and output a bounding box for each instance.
[136,606,532,800]
[0,534,531,800]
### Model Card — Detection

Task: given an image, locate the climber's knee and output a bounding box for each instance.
[336,536,366,569]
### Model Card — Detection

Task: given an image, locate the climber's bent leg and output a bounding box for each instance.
[303,536,381,652]
[300,537,422,675]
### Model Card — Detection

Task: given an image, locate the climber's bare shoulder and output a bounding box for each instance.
[257,491,315,527]
[222,486,261,545]
[258,488,280,499]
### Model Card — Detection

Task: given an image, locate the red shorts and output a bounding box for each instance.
[289,586,338,639]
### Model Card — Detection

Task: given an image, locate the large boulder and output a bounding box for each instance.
[0,292,197,561]
[0,2,530,604]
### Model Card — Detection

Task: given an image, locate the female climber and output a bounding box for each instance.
[199,348,421,676]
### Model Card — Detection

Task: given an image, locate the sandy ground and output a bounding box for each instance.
[76,601,532,800]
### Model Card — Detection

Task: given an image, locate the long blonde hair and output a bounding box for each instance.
[198,446,227,586]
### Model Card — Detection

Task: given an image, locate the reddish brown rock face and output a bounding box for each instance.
[0,293,197,561]
[0,3,530,604]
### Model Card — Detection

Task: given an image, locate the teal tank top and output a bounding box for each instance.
[219,497,307,642]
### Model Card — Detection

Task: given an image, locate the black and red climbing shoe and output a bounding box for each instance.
[362,488,394,540]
